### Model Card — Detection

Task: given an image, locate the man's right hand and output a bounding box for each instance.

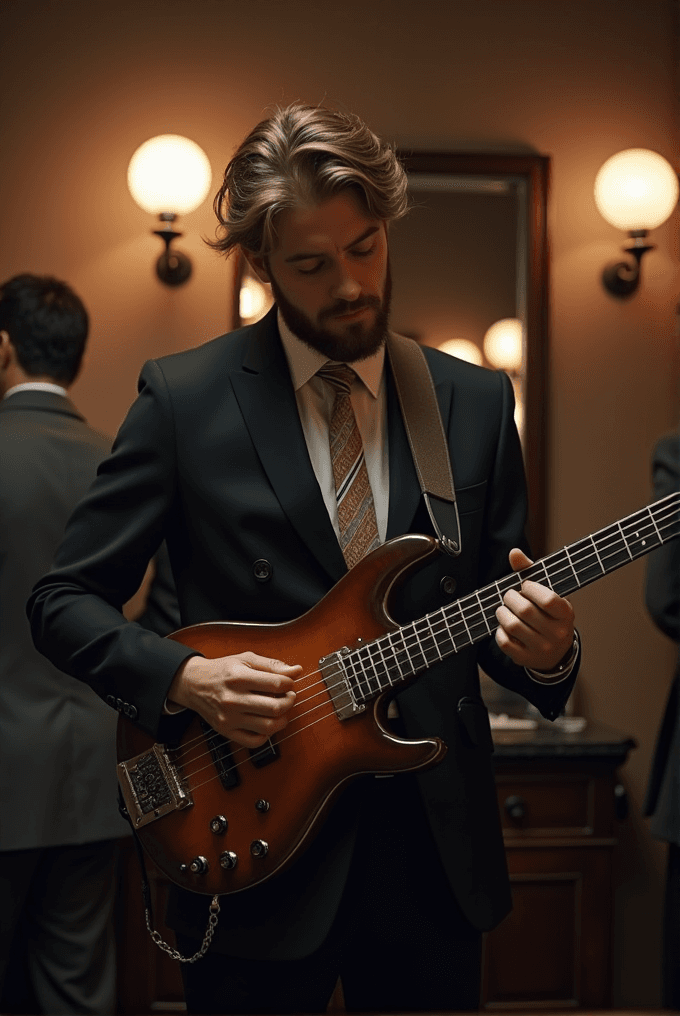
[167,653,300,748]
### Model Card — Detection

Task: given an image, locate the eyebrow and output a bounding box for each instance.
[284,225,380,263]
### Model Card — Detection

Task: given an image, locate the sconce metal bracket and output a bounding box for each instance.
[602,231,654,298]
[152,213,192,287]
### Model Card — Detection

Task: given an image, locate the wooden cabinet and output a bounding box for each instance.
[481,723,635,1010]
[116,724,634,1013]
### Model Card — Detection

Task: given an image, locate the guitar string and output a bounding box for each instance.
[160,503,678,780]
[165,504,680,784]
[172,509,680,795]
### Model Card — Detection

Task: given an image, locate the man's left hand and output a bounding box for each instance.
[495,548,575,672]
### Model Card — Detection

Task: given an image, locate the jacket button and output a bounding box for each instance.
[105,694,116,708]
[116,697,124,712]
[253,559,273,582]
[125,704,138,720]
[440,575,457,597]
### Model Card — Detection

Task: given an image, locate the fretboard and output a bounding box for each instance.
[341,491,680,705]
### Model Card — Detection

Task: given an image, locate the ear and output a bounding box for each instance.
[0,330,13,370]
[244,253,272,285]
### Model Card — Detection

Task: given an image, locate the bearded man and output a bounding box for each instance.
[29,104,579,1014]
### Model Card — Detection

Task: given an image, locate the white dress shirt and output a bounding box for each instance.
[277,312,389,543]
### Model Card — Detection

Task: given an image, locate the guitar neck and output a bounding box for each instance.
[341,492,680,705]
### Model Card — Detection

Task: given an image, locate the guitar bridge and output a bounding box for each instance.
[320,648,366,721]
[117,743,193,828]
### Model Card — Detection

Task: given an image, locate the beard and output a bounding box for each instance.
[269,262,392,363]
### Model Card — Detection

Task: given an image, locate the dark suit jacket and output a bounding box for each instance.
[644,432,680,846]
[29,308,576,955]
[0,390,129,851]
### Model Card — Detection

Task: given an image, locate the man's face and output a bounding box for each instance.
[248,190,391,362]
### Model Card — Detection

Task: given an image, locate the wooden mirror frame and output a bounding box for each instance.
[397,151,550,556]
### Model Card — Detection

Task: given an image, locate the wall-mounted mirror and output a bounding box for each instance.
[231,151,550,555]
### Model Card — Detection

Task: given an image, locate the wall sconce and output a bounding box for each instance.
[594,148,678,298]
[127,134,212,286]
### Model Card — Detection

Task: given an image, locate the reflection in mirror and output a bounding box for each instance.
[230,152,549,554]
[394,153,549,556]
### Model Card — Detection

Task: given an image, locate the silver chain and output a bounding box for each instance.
[145,894,221,963]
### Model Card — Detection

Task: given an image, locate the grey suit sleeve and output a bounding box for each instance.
[645,433,680,644]
[28,361,196,738]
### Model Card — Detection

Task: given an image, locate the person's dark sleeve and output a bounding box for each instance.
[137,541,182,637]
[645,433,680,644]
[27,361,197,739]
[475,371,579,719]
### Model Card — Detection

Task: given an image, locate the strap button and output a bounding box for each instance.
[253,559,273,582]
[440,575,457,597]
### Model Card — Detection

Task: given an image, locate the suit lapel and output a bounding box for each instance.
[229,309,347,583]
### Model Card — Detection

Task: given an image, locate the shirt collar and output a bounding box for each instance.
[3,381,69,400]
[277,310,385,398]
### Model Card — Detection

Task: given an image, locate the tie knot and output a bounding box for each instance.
[317,363,355,396]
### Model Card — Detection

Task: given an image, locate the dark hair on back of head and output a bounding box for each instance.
[208,104,409,257]
[0,274,89,386]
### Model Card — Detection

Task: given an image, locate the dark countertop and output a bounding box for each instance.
[492,719,636,765]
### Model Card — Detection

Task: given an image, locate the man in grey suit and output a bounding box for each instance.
[643,429,680,1009]
[0,274,129,1015]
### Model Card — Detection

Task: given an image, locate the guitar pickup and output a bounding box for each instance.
[117,744,193,829]
[200,720,241,789]
[249,738,279,768]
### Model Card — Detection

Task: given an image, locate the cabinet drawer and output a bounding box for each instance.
[496,773,597,838]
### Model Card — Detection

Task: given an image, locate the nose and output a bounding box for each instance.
[331,265,361,303]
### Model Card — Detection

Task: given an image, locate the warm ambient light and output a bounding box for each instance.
[594,148,678,297]
[127,135,212,286]
[483,318,523,373]
[239,276,271,323]
[128,135,212,215]
[438,339,483,366]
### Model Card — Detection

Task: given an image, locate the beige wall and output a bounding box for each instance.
[1,0,678,1004]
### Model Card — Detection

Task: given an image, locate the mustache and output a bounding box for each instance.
[319,295,382,321]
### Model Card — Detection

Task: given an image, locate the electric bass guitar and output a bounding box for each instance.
[117,492,680,895]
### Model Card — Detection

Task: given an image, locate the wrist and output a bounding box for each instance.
[527,631,580,684]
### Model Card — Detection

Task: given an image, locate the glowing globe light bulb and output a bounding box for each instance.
[594,149,678,231]
[483,318,523,372]
[438,338,483,366]
[127,135,212,215]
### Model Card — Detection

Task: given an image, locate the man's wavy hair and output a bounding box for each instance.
[208,105,409,258]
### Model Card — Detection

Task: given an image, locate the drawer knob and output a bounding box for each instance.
[504,795,526,821]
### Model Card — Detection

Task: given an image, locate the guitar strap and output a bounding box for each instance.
[386,333,462,557]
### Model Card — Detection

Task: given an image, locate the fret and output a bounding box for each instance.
[564,546,580,588]
[426,616,443,660]
[648,506,662,543]
[390,627,416,681]
[373,638,395,688]
[475,592,492,636]
[460,596,493,643]
[616,521,634,562]
[410,621,428,672]
[589,534,605,576]
[538,558,553,590]
[344,651,370,704]
[436,608,458,657]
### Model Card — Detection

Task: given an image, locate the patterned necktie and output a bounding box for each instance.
[317,363,380,569]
